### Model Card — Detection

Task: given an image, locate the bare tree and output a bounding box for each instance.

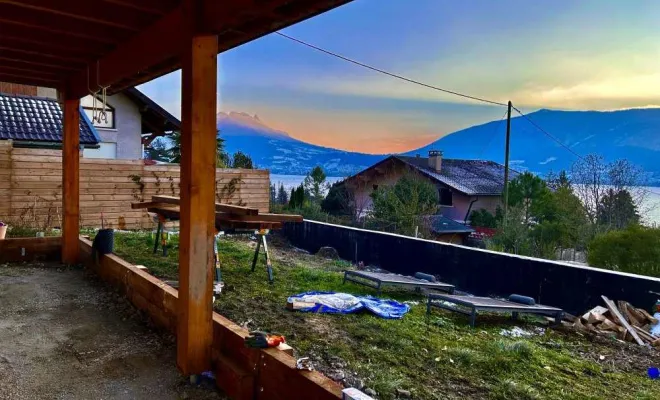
[571,154,650,228]
[571,154,607,225]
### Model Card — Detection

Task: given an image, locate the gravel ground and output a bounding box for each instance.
[0,263,226,400]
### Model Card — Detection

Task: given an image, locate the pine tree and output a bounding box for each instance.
[277,183,288,204]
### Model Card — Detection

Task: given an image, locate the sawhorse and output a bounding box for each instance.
[251,229,273,283]
[153,215,169,256]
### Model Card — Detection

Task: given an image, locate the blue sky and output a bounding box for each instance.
[139,0,660,154]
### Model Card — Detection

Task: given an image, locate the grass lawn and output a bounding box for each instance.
[113,231,659,400]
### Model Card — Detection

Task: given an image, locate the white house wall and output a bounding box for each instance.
[81,92,142,160]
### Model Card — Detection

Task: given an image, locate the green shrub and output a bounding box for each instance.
[587,225,660,277]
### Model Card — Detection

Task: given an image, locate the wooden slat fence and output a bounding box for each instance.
[0,141,269,230]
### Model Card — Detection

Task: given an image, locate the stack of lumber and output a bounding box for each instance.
[571,295,659,346]
[132,195,302,230]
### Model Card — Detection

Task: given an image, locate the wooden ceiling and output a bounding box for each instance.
[0,0,352,98]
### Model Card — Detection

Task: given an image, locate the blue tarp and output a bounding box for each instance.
[287,291,410,319]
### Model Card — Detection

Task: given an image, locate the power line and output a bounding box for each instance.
[511,105,584,160]
[511,105,658,198]
[274,31,507,107]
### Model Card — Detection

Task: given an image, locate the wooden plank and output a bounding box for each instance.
[131,201,172,209]
[632,326,655,343]
[0,237,61,262]
[601,296,645,346]
[218,212,302,223]
[61,98,79,264]
[153,195,258,216]
[176,30,217,376]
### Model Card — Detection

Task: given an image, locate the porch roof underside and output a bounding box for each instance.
[0,0,352,98]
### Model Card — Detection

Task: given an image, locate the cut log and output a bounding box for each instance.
[584,312,607,325]
[582,306,608,321]
[599,318,620,332]
[632,326,656,343]
[602,296,645,346]
[637,308,659,324]
[625,304,647,325]
[618,301,643,327]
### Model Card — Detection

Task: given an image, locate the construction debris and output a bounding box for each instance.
[296,357,314,371]
[244,331,286,349]
[570,297,659,347]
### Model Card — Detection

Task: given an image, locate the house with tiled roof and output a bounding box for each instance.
[0,83,179,160]
[342,150,518,224]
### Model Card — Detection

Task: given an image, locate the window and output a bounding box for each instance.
[439,188,453,206]
[81,95,115,129]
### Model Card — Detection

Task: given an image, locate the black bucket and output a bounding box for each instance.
[93,228,114,256]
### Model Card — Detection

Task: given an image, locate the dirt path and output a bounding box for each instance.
[0,263,224,400]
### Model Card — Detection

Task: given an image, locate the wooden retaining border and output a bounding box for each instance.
[0,237,61,263]
[78,237,342,400]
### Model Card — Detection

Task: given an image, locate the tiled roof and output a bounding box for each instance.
[396,155,518,195]
[424,215,474,234]
[0,93,99,145]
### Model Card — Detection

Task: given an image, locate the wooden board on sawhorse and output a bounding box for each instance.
[251,229,274,283]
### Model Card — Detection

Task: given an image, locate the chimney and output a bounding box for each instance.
[428,150,443,172]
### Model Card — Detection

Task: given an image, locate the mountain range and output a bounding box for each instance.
[217,109,660,185]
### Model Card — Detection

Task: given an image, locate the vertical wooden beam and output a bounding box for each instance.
[177,6,218,374]
[62,98,80,264]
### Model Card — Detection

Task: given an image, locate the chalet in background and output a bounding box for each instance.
[341,150,517,223]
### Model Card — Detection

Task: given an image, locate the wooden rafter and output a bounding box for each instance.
[0,5,135,42]
[100,0,179,16]
[1,0,151,31]
[1,0,353,94]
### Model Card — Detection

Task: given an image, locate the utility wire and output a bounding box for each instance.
[511,105,657,198]
[274,31,507,107]
[511,105,584,160]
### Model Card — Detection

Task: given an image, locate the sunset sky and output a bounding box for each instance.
[139,0,660,154]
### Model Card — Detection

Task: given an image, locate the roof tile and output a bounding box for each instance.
[396,155,518,195]
[0,93,98,145]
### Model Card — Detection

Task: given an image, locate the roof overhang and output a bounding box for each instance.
[0,0,353,99]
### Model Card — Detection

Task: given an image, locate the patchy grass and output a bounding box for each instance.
[113,231,660,400]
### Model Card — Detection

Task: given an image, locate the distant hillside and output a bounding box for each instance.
[217,108,660,185]
[217,112,383,176]
[409,108,660,185]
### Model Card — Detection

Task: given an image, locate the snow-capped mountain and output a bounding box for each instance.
[218,108,660,185]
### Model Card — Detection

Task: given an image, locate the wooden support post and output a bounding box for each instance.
[62,98,80,264]
[177,19,218,375]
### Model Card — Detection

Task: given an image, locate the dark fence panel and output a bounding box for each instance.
[284,220,660,315]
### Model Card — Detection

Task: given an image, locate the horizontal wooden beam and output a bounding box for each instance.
[0,4,133,43]
[0,64,64,78]
[0,36,105,61]
[216,212,303,223]
[0,46,89,64]
[65,0,354,99]
[146,208,283,230]
[65,7,184,100]
[151,195,259,216]
[0,56,81,72]
[0,237,62,263]
[0,25,113,54]
[101,0,179,16]
[0,72,60,87]
[1,0,149,31]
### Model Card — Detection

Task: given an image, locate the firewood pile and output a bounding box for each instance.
[569,295,659,347]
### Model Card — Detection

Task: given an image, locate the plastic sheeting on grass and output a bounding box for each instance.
[287,291,410,319]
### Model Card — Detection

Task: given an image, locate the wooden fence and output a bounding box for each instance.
[0,141,269,230]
